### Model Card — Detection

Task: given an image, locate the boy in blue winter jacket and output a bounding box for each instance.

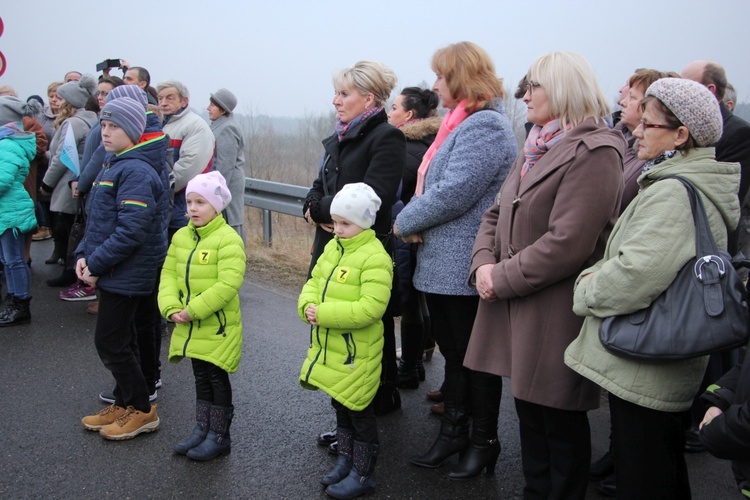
[298,182,393,499]
[78,97,169,441]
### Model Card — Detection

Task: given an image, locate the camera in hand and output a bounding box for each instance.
[96,59,121,72]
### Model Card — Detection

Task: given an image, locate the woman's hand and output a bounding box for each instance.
[393,221,423,243]
[476,263,497,302]
[700,406,723,430]
[171,309,191,324]
[71,181,79,199]
[305,305,318,325]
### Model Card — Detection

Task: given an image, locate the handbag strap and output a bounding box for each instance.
[660,176,720,259]
[661,175,729,315]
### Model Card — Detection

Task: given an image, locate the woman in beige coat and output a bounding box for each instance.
[464,52,624,496]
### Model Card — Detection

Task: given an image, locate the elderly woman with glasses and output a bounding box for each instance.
[564,78,738,499]
[463,52,625,495]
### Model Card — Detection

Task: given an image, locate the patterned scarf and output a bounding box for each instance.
[335,106,382,141]
[642,149,678,173]
[521,119,569,179]
[414,99,471,196]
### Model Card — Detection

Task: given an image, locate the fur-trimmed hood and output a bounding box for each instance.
[401,116,442,142]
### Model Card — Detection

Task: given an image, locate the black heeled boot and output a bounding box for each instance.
[411,402,469,468]
[447,439,501,480]
[447,370,502,480]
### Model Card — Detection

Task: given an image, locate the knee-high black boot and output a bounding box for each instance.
[411,369,470,468]
[448,371,502,480]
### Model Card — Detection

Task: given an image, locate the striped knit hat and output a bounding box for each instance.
[106,85,148,110]
[100,97,146,142]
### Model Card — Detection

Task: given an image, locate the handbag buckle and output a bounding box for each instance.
[694,255,726,281]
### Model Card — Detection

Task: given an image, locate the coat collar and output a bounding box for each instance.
[517,117,625,196]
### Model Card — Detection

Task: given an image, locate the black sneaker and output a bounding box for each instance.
[99,388,157,404]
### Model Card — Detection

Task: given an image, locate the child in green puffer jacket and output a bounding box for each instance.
[158,171,246,461]
[298,182,393,499]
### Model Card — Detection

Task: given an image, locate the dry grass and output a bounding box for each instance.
[243,207,313,296]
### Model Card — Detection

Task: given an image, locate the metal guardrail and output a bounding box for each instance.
[243,178,309,246]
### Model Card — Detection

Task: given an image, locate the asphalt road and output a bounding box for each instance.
[0,239,740,499]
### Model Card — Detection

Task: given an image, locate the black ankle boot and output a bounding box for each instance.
[447,438,501,480]
[416,359,425,381]
[397,360,419,389]
[411,404,469,468]
[46,269,76,287]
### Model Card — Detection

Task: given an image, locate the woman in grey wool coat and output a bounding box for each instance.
[208,88,246,243]
[393,41,517,480]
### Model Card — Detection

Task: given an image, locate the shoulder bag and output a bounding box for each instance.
[599,176,750,362]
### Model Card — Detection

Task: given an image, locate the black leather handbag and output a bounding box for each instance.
[599,176,750,362]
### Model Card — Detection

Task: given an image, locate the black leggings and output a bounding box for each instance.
[192,359,232,406]
[332,398,378,444]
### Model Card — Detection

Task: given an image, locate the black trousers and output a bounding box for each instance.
[133,286,162,393]
[192,359,232,407]
[514,398,590,500]
[50,211,74,266]
[332,398,378,444]
[424,293,478,413]
[94,289,151,412]
[609,393,691,500]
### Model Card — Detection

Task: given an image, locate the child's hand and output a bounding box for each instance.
[171,309,191,324]
[305,305,318,326]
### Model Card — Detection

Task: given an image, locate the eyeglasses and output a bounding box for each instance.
[96,91,109,97]
[638,119,676,130]
[525,82,542,95]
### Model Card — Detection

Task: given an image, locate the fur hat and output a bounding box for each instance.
[57,74,96,109]
[210,88,237,114]
[186,171,232,214]
[0,96,41,124]
[330,182,381,229]
[645,78,723,147]
[100,97,146,143]
[106,85,149,110]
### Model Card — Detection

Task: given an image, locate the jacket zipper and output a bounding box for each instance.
[182,229,201,357]
[304,240,343,381]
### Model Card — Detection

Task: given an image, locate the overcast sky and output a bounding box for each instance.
[3,0,749,118]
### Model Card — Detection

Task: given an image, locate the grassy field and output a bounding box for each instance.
[243,207,313,293]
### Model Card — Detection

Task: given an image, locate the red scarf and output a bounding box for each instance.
[414,100,471,196]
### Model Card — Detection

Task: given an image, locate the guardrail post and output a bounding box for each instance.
[262,209,273,246]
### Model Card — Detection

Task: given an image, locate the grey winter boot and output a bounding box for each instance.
[325,441,379,499]
[321,427,354,485]
[0,296,30,327]
[186,404,233,461]
[174,399,211,455]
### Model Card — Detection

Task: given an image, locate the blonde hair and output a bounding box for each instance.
[332,61,397,107]
[431,41,505,114]
[55,100,77,129]
[47,81,63,96]
[527,51,610,128]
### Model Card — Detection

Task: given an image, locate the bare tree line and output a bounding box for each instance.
[233,87,528,188]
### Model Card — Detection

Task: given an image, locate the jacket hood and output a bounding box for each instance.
[145,111,163,133]
[401,116,441,142]
[0,123,36,162]
[639,147,740,229]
